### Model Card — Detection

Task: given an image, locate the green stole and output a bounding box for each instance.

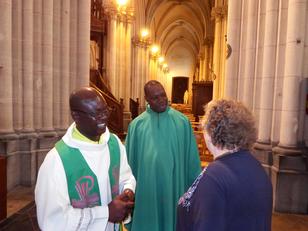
[55,133,120,209]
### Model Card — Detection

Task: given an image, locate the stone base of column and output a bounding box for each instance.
[123,111,132,132]
[272,146,308,214]
[0,133,19,191]
[36,131,60,173]
[0,130,60,191]
[253,142,273,176]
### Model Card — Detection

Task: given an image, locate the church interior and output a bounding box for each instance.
[0,0,308,229]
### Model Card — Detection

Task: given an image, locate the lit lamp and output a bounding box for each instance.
[116,0,128,12]
[162,63,169,73]
[117,0,128,6]
[158,56,165,64]
[141,29,149,38]
[150,45,160,59]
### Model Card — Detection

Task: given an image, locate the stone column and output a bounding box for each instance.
[225,0,242,98]
[149,58,154,80]
[53,0,61,130]
[211,2,227,100]
[272,0,308,214]
[137,45,143,99]
[60,0,70,130]
[108,11,117,96]
[141,45,150,111]
[118,17,125,105]
[140,44,147,107]
[199,55,204,81]
[257,0,279,143]
[279,1,306,147]
[12,0,23,131]
[122,16,132,131]
[69,0,77,91]
[0,0,13,134]
[242,0,258,108]
[41,0,54,132]
[203,44,209,81]
[77,0,90,87]
[125,18,132,107]
[22,0,35,132]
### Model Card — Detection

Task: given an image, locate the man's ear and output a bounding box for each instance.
[71,111,79,122]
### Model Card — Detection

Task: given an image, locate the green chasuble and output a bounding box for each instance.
[125,106,201,231]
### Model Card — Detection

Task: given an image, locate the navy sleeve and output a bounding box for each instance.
[191,175,226,231]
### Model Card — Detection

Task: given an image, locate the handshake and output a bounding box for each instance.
[108,189,135,223]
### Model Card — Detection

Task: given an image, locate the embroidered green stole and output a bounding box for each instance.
[55,133,120,209]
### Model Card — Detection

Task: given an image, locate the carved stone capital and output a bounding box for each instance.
[211,5,228,19]
[132,36,151,47]
[204,37,214,46]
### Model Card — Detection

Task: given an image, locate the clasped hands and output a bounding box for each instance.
[108,189,135,223]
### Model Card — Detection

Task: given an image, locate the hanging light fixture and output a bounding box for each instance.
[117,0,128,6]
[151,45,159,54]
[141,29,149,38]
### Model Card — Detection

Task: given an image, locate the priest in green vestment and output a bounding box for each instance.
[125,80,201,231]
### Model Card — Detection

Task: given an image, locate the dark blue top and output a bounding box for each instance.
[176,150,273,231]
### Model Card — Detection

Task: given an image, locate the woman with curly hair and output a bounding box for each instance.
[176,99,273,231]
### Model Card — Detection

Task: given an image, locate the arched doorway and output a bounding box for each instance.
[171,77,189,103]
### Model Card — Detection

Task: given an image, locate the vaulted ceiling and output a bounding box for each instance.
[135,0,214,61]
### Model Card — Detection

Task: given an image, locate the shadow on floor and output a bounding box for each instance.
[0,202,38,231]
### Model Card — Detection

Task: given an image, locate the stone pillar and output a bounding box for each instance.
[257,0,279,144]
[60,0,70,130]
[77,0,91,87]
[122,16,132,131]
[272,0,308,213]
[0,0,13,134]
[125,18,132,108]
[42,0,54,132]
[203,44,209,81]
[149,58,155,80]
[211,1,228,100]
[118,18,125,105]
[53,0,61,131]
[199,55,204,81]
[242,0,258,108]
[69,0,77,91]
[254,0,279,179]
[279,1,306,147]
[141,45,150,111]
[108,11,117,96]
[140,45,147,109]
[136,46,142,99]
[225,0,242,98]
[22,0,35,132]
[12,0,23,131]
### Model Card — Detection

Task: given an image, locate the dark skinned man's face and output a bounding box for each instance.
[72,93,110,141]
[145,83,168,113]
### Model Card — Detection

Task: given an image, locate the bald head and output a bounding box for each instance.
[144,80,164,97]
[70,87,106,112]
[69,87,109,141]
[144,80,168,113]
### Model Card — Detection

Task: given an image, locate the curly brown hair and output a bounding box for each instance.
[202,99,257,150]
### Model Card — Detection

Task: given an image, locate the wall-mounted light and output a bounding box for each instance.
[158,56,165,64]
[141,29,149,38]
[162,63,169,73]
[151,45,159,55]
[117,0,128,7]
[162,63,168,69]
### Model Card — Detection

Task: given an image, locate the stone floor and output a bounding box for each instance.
[1,186,308,231]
